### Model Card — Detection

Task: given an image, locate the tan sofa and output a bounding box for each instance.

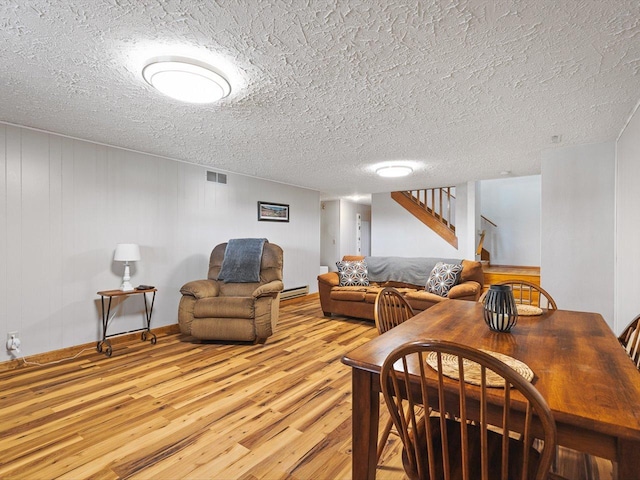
[179,242,284,344]
[318,255,484,321]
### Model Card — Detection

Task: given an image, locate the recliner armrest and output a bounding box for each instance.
[180,279,220,299]
[253,280,284,298]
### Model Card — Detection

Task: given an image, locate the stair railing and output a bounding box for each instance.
[478,215,497,263]
[402,187,455,231]
[476,230,486,257]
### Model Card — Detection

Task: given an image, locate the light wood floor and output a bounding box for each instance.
[0,298,614,479]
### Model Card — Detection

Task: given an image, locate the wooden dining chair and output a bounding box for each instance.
[619,314,640,369]
[374,287,416,336]
[380,339,557,480]
[479,280,558,310]
[491,282,580,478]
[373,287,416,461]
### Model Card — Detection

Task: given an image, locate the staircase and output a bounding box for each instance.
[391,187,458,248]
[476,216,497,264]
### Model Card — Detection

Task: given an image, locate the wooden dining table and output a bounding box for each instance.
[341,299,640,480]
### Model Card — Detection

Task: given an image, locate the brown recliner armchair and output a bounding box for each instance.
[178,241,284,344]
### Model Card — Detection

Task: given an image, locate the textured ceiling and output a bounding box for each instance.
[1,0,639,199]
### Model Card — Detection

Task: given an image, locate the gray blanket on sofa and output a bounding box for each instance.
[364,256,462,286]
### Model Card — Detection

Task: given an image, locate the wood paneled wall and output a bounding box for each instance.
[0,123,320,361]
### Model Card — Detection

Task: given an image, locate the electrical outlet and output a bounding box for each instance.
[6,331,20,353]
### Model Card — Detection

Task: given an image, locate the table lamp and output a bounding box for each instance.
[114,243,141,291]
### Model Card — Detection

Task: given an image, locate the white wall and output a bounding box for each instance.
[616,103,640,335]
[371,184,475,260]
[320,199,371,271]
[460,182,479,261]
[320,200,340,271]
[339,200,371,258]
[0,124,320,361]
[480,175,541,266]
[541,142,615,325]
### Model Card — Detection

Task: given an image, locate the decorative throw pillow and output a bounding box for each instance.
[426,262,463,297]
[336,260,370,286]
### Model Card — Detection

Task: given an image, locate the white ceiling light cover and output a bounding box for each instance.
[142,57,231,103]
[376,165,414,178]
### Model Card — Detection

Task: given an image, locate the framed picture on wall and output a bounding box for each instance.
[258,201,290,222]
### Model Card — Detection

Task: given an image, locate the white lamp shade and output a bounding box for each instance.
[114,244,141,262]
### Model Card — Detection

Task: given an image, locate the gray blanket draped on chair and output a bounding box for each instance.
[218,238,268,283]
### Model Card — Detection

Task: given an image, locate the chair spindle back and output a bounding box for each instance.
[619,314,640,370]
[374,287,416,335]
[381,340,557,480]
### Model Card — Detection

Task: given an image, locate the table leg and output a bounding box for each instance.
[352,369,379,480]
[97,296,113,356]
[617,438,640,479]
[142,291,157,344]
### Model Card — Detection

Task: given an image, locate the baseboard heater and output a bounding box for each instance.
[280,285,309,300]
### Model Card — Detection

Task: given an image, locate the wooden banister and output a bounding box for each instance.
[476,230,486,256]
[391,187,457,248]
[481,215,497,227]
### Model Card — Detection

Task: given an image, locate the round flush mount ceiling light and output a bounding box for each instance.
[142,56,231,103]
[376,165,414,178]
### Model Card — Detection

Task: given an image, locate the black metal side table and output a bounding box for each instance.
[96,288,157,356]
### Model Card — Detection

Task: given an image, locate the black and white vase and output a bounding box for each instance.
[483,284,518,332]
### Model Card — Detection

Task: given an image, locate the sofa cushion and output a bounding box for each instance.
[405,290,449,303]
[426,262,463,297]
[331,286,368,302]
[364,287,384,304]
[460,259,484,285]
[447,281,482,300]
[404,290,448,312]
[365,287,419,304]
[336,260,370,286]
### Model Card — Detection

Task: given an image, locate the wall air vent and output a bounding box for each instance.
[206,171,228,184]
